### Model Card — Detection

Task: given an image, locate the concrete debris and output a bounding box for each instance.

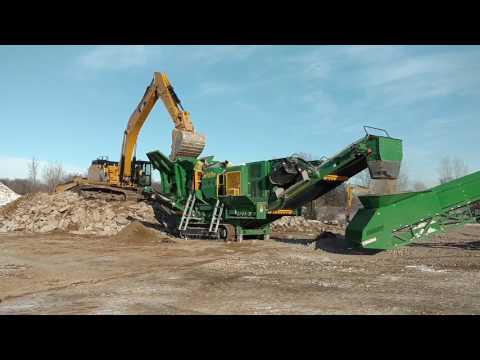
[271,216,344,234]
[0,191,158,236]
[0,182,21,207]
[0,190,345,237]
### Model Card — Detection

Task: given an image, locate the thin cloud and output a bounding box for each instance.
[78,45,149,70]
[301,89,338,116]
[188,45,264,65]
[198,81,234,96]
[286,46,336,79]
[287,46,480,108]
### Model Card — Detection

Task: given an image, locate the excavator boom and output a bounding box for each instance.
[120,72,206,182]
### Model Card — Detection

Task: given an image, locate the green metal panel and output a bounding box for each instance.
[241,166,249,196]
[222,196,255,209]
[378,137,403,161]
[359,192,417,208]
[201,174,217,200]
[256,202,267,219]
[247,161,269,202]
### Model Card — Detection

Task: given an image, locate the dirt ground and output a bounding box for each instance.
[1,223,479,314]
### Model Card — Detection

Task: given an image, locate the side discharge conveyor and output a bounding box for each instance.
[346,171,480,250]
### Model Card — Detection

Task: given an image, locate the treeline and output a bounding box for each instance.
[0,178,48,195]
[1,158,83,195]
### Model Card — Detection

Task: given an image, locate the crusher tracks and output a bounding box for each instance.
[178,223,237,242]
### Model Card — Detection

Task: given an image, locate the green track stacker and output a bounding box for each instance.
[346,170,480,250]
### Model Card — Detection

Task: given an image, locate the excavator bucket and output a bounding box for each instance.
[170,129,206,160]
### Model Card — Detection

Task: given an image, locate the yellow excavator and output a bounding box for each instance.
[56,72,206,200]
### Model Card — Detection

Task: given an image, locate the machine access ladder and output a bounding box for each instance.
[178,195,225,240]
[178,193,197,231]
[209,200,225,234]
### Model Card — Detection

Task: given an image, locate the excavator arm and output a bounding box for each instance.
[155,72,194,132]
[119,72,206,182]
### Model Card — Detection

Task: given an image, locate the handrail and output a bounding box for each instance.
[363,126,391,138]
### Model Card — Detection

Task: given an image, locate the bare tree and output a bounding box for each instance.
[438,157,453,184]
[438,156,468,184]
[27,157,40,193]
[42,162,65,193]
[453,156,468,179]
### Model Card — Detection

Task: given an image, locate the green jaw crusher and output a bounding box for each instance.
[146,127,403,242]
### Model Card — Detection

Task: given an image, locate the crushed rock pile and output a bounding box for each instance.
[114,221,176,243]
[0,182,21,207]
[271,216,344,234]
[0,191,158,236]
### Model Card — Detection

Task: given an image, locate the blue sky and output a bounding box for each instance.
[0,45,479,185]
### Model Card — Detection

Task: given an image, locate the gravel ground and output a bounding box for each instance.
[0,224,479,314]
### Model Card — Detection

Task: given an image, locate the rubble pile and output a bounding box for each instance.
[0,192,158,236]
[271,216,344,234]
[0,182,21,207]
[0,189,346,237]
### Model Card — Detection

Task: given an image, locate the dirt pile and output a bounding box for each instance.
[0,182,21,207]
[0,191,159,236]
[271,216,344,234]
[113,221,176,243]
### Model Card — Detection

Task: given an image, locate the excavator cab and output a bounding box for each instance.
[132,160,152,188]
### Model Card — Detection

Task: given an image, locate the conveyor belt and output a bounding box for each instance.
[346,171,480,250]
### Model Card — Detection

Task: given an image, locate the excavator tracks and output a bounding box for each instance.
[75,185,141,202]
